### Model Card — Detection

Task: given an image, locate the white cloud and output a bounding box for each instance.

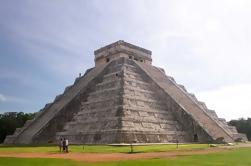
[0,94,7,102]
[197,84,251,121]
[0,93,29,104]
[125,0,251,92]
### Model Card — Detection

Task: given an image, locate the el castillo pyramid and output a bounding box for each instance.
[4,40,247,144]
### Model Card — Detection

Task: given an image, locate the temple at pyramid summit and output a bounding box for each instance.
[4,40,247,144]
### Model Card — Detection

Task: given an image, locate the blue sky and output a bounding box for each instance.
[0,0,251,120]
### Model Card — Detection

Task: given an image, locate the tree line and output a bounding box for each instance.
[0,112,35,143]
[0,112,250,143]
[229,118,251,141]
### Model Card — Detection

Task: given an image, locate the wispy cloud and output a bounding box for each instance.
[0,94,7,102]
[0,93,29,104]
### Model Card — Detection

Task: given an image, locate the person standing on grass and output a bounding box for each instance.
[62,138,66,152]
[59,138,63,152]
[65,138,69,153]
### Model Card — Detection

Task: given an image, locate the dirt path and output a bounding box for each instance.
[0,143,250,162]
[0,148,230,162]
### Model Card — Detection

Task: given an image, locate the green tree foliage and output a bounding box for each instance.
[229,118,251,140]
[0,112,35,143]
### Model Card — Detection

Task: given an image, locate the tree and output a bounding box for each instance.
[229,118,251,141]
[0,112,35,143]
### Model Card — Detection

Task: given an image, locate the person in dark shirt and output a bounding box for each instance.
[58,138,63,152]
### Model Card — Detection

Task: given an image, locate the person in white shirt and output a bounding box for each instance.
[65,138,69,153]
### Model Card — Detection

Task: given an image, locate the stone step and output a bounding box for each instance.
[121,117,178,125]
[123,97,167,110]
[124,77,150,86]
[58,129,186,136]
[120,127,184,135]
[123,105,172,115]
[103,71,120,78]
[123,92,158,101]
[123,102,167,111]
[63,119,120,131]
[79,105,122,114]
[95,79,122,91]
[123,86,155,95]
[123,65,139,73]
[81,101,122,111]
[124,87,154,96]
[102,72,123,82]
[122,109,174,119]
[67,117,120,124]
[121,115,175,124]
[73,112,118,121]
[122,63,137,69]
[88,88,121,101]
[124,75,145,82]
[123,93,162,103]
[123,69,141,77]
[96,78,121,86]
[124,80,151,91]
[89,87,120,96]
[102,76,120,83]
[82,95,120,104]
[123,70,145,81]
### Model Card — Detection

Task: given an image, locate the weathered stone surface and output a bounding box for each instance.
[4,40,247,144]
[4,62,110,144]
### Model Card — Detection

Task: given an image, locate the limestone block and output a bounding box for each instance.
[138,111,149,117]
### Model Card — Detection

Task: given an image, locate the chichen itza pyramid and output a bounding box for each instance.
[4,40,247,144]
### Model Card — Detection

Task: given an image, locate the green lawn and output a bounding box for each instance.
[88,148,251,166]
[0,148,250,166]
[0,144,209,153]
[0,157,79,166]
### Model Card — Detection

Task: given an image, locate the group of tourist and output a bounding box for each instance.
[59,138,69,153]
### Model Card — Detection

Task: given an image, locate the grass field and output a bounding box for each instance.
[0,143,250,165]
[0,148,250,166]
[0,144,210,153]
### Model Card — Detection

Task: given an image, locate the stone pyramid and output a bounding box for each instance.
[4,40,247,144]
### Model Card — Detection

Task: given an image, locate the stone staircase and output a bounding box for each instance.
[134,61,235,142]
[57,58,188,144]
[120,61,188,143]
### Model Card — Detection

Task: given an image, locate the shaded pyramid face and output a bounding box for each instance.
[4,41,247,144]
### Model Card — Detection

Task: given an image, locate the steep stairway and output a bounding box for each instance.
[58,58,189,144]
[134,61,234,142]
